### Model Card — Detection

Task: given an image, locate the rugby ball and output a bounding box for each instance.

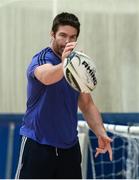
[63,51,97,93]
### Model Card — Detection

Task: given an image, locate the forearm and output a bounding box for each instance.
[44,63,64,84]
[82,104,106,138]
[35,63,64,85]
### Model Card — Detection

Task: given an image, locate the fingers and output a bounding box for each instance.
[106,137,113,143]
[95,148,107,158]
[107,144,113,161]
[62,42,77,61]
[64,42,77,54]
[64,45,75,53]
[95,145,112,160]
[102,137,113,161]
[96,136,113,161]
[65,42,77,48]
[101,135,113,143]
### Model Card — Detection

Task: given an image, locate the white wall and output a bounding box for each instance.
[0,0,139,113]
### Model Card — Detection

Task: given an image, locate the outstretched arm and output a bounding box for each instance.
[78,93,112,161]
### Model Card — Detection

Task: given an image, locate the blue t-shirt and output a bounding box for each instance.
[20,47,80,148]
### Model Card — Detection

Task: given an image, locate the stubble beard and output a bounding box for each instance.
[51,36,65,58]
[53,42,64,57]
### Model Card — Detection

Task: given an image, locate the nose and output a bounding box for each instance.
[65,37,70,44]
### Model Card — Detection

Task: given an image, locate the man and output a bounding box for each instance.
[15,12,112,179]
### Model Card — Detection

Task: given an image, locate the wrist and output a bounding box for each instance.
[96,128,107,138]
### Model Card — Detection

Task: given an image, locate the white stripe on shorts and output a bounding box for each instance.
[15,136,27,179]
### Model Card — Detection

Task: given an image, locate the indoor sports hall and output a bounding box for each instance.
[0,0,139,179]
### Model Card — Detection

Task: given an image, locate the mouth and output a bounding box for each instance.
[61,46,65,51]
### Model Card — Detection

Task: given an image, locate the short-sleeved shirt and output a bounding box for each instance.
[20,47,80,148]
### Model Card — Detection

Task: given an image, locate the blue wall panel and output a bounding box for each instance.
[11,124,21,178]
[0,124,9,178]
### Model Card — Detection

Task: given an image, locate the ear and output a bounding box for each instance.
[51,31,55,38]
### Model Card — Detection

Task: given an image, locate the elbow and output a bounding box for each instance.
[35,72,50,85]
[41,75,52,85]
[41,74,60,85]
[35,70,63,85]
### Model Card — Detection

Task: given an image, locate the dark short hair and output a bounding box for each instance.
[51,12,80,37]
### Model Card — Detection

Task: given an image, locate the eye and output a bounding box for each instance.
[71,35,77,41]
[59,33,66,38]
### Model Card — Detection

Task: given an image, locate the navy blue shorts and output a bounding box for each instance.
[15,136,82,179]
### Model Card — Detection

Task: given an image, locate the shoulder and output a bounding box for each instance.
[32,47,51,64]
[26,47,59,79]
[32,47,60,65]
